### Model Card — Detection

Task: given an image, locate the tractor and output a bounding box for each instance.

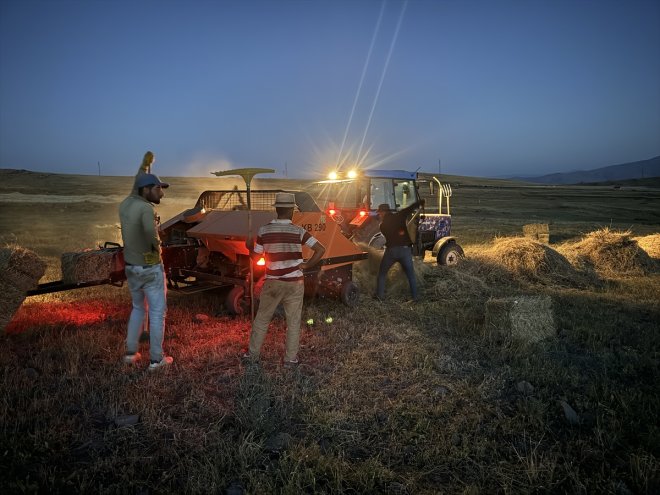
[314,169,464,265]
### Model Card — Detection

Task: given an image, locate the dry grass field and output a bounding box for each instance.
[1,169,659,494]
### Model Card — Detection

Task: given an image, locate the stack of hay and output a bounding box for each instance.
[484,295,555,345]
[558,228,656,276]
[61,249,122,284]
[634,233,660,260]
[476,236,593,287]
[522,223,550,243]
[0,245,46,331]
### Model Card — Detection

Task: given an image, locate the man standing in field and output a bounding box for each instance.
[244,192,326,367]
[375,199,424,303]
[119,152,173,370]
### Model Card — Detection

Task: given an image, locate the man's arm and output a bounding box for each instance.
[130,160,153,195]
[300,241,326,271]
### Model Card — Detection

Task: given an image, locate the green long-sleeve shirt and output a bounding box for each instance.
[119,162,161,266]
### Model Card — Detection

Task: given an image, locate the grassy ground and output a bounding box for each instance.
[1,170,659,494]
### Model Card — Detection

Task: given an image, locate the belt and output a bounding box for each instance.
[125,263,157,268]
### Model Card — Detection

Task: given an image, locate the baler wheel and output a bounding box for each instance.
[226,286,250,316]
[340,281,359,307]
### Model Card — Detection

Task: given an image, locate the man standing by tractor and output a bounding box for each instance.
[244,192,326,367]
[375,199,424,303]
[119,152,173,371]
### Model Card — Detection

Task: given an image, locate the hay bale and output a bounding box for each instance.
[61,249,122,284]
[484,295,555,344]
[558,228,655,276]
[634,233,660,259]
[523,223,550,243]
[0,246,46,331]
[0,281,29,331]
[475,236,594,287]
[427,263,492,303]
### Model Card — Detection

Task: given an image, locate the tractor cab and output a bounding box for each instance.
[315,169,463,265]
[315,170,421,242]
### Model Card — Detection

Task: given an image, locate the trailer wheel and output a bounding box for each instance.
[226,286,260,316]
[437,242,464,266]
[340,281,359,307]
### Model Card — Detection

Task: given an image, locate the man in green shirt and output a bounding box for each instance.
[119,162,173,371]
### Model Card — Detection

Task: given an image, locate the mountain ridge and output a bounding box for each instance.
[513,155,660,184]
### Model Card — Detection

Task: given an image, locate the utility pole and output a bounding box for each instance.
[284,161,288,178]
[98,161,101,176]
[438,158,441,177]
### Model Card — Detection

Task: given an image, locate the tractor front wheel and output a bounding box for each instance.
[340,281,359,307]
[437,242,464,266]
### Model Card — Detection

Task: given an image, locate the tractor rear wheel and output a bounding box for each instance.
[340,281,359,307]
[437,242,464,266]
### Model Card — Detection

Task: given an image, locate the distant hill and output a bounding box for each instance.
[513,155,660,184]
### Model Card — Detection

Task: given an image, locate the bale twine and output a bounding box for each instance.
[61,250,121,284]
[483,295,555,344]
[634,234,660,259]
[558,228,655,276]
[0,245,46,331]
[475,236,593,287]
[522,223,550,243]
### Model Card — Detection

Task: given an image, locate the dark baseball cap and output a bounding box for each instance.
[135,173,169,189]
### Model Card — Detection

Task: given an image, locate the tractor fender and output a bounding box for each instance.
[431,236,457,257]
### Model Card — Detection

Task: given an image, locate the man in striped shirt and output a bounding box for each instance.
[245,192,326,366]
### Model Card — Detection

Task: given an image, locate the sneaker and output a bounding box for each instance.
[283,359,299,368]
[148,356,174,371]
[123,352,142,364]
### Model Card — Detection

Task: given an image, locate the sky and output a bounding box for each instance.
[1,0,659,179]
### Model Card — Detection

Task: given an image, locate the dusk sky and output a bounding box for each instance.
[1,0,659,179]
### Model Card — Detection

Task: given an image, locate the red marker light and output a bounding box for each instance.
[328,209,336,216]
[256,257,266,266]
[358,210,367,217]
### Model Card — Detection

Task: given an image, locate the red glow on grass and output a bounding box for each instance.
[6,299,125,334]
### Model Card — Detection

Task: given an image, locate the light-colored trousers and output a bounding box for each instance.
[125,264,167,362]
[249,279,305,362]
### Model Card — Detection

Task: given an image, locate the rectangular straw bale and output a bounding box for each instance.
[484,295,555,343]
[0,246,47,291]
[522,223,550,243]
[0,279,30,331]
[61,250,119,284]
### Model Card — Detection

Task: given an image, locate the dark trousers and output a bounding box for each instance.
[376,245,418,300]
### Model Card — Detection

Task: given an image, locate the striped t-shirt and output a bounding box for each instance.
[254,219,318,281]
